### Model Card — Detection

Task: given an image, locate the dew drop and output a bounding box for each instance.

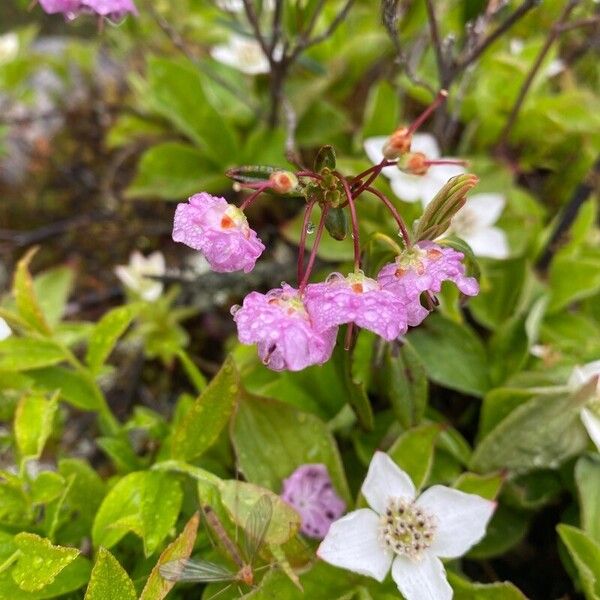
[306,222,315,235]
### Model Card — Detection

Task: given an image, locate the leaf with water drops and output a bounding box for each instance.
[14,392,58,465]
[12,533,80,592]
[84,548,136,600]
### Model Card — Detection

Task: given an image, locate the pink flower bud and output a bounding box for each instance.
[172,192,264,273]
[233,284,337,371]
[269,171,298,194]
[281,464,346,539]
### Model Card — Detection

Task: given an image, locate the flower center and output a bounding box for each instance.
[220,206,251,238]
[379,498,436,560]
[346,271,380,294]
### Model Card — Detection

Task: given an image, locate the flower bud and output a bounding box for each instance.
[382,127,412,160]
[269,170,299,194]
[398,152,429,176]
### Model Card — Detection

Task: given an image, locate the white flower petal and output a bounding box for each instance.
[569,361,600,390]
[210,36,271,75]
[391,553,452,600]
[389,172,425,203]
[139,282,164,302]
[416,485,495,558]
[462,193,506,228]
[146,251,166,275]
[421,163,467,206]
[362,451,416,514]
[0,317,11,341]
[581,408,600,452]
[363,136,386,165]
[462,226,510,259]
[411,133,440,159]
[114,265,141,293]
[317,509,393,582]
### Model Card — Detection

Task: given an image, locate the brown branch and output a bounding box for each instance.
[424,0,447,86]
[455,0,540,71]
[497,0,580,147]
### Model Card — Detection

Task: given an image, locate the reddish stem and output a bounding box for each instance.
[365,186,412,248]
[296,170,323,180]
[352,160,396,184]
[334,171,361,271]
[299,205,329,292]
[406,89,448,135]
[239,184,270,211]
[344,322,355,351]
[297,197,318,285]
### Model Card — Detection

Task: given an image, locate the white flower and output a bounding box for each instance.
[363,133,465,207]
[0,32,19,64]
[210,34,277,75]
[114,251,165,302]
[568,361,600,451]
[0,317,11,341]
[318,452,495,600]
[447,193,509,259]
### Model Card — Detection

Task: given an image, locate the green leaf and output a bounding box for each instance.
[30,472,65,505]
[314,145,337,171]
[471,381,594,474]
[388,424,440,489]
[139,512,199,600]
[478,387,537,440]
[380,342,428,428]
[140,471,184,556]
[576,455,600,545]
[27,367,104,411]
[146,58,237,165]
[84,548,136,600]
[92,471,182,555]
[14,393,58,463]
[470,258,527,329]
[171,356,239,461]
[361,80,399,139]
[231,391,351,503]
[469,505,529,559]
[219,480,300,546]
[85,305,139,375]
[448,571,527,599]
[12,533,79,592]
[127,142,227,200]
[453,472,504,501]
[0,338,65,371]
[549,252,600,313]
[558,524,600,600]
[408,314,490,397]
[13,248,51,335]
[33,266,75,327]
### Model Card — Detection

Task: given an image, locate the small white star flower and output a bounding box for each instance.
[568,361,600,451]
[114,251,165,302]
[0,32,19,64]
[363,133,465,207]
[447,193,509,259]
[318,452,495,600]
[0,317,12,341]
[210,34,280,75]
[215,0,274,11]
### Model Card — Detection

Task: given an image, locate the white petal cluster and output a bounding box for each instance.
[114,251,166,302]
[318,452,495,600]
[210,34,273,75]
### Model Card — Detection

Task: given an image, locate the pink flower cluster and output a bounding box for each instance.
[172,192,478,372]
[38,0,137,20]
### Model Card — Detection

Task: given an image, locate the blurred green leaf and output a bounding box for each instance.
[0,338,65,372]
[14,393,57,464]
[453,472,504,501]
[576,455,600,545]
[33,267,74,327]
[448,571,527,599]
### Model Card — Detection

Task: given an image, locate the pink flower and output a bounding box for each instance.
[304,272,409,341]
[233,284,337,371]
[173,192,264,273]
[281,464,346,539]
[38,0,137,19]
[378,241,479,325]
